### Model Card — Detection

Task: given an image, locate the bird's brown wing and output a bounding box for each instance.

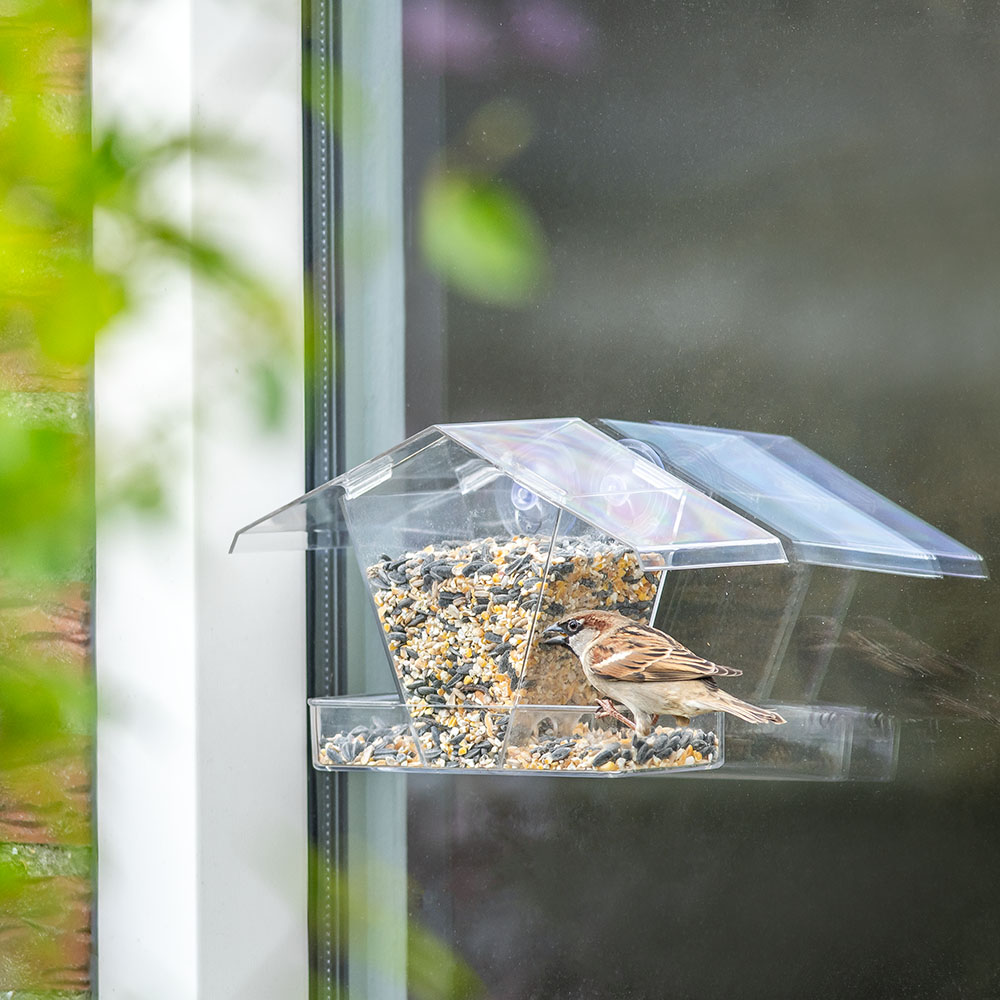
[588,624,742,684]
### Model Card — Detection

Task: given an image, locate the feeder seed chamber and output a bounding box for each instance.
[232,418,986,781]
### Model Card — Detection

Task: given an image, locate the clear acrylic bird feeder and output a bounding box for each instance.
[232,418,791,775]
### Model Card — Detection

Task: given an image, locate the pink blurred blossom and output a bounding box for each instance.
[404,0,598,77]
[403,1,500,75]
[508,0,597,72]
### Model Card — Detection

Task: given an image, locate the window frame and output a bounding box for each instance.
[93,1,309,996]
[305,3,409,998]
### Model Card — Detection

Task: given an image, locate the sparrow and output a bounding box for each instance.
[540,609,786,736]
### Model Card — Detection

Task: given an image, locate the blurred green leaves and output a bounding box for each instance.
[0,656,91,771]
[318,858,488,1000]
[0,420,92,581]
[419,98,548,307]
[421,170,547,307]
[0,0,292,991]
[0,0,294,582]
[407,915,489,1000]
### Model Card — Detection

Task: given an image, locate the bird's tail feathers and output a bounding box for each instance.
[710,689,786,725]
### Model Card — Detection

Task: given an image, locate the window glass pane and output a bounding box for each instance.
[398,2,1000,997]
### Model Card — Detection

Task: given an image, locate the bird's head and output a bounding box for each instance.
[539,609,629,657]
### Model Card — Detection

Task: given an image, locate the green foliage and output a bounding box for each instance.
[0,0,293,991]
[407,916,489,1000]
[0,657,91,770]
[0,421,92,581]
[421,169,547,307]
[0,1,502,992]
[317,859,488,1000]
[419,97,548,307]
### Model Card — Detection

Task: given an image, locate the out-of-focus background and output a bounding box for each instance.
[401,2,1000,997]
[4,0,1000,996]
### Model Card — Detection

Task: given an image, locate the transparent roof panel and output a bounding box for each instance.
[228,427,443,553]
[601,419,987,579]
[439,419,786,569]
[232,419,787,570]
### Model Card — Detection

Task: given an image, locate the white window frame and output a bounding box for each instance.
[93,1,309,996]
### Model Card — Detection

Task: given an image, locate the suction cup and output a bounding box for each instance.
[492,436,581,538]
[617,437,667,471]
[594,438,681,538]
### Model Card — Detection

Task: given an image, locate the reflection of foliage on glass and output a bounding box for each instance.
[315,854,488,1000]
[404,0,603,307]
[420,99,549,307]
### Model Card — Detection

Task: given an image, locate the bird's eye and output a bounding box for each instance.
[566,619,583,634]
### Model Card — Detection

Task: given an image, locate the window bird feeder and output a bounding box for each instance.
[232,418,985,781]
[232,418,787,775]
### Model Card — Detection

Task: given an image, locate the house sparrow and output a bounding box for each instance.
[540,609,786,735]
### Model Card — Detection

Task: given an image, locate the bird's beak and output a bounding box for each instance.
[540,623,569,647]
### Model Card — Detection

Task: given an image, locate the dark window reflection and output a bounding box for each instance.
[403,2,1000,996]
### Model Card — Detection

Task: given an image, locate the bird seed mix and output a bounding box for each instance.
[317,721,422,768]
[503,723,720,773]
[314,536,719,773]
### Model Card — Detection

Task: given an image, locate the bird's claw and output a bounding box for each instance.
[594,698,637,731]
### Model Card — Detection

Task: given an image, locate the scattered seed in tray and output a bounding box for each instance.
[412,706,509,769]
[503,723,720,773]
[317,722,422,768]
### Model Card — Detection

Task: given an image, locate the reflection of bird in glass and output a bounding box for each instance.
[797,614,973,682]
[796,615,999,724]
[540,610,786,735]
